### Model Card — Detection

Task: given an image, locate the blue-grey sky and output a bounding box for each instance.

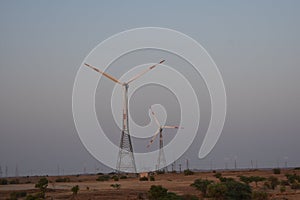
[0,0,299,176]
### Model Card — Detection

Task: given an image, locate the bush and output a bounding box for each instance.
[0,179,8,185]
[281,180,289,186]
[184,169,194,176]
[111,175,119,181]
[9,179,20,184]
[120,175,127,179]
[150,176,155,181]
[191,178,214,197]
[25,195,39,200]
[291,182,300,190]
[96,175,110,181]
[148,185,168,199]
[225,180,252,200]
[214,172,222,179]
[156,170,165,174]
[71,185,79,195]
[35,178,48,198]
[181,194,199,200]
[110,183,121,190]
[55,177,70,182]
[294,167,300,170]
[280,185,286,193]
[273,168,281,174]
[10,191,27,200]
[252,191,268,200]
[207,182,227,199]
[139,176,148,181]
[268,176,279,190]
[285,173,300,184]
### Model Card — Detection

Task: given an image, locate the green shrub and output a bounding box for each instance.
[120,175,127,179]
[150,175,155,181]
[35,178,48,198]
[55,177,70,182]
[191,178,214,197]
[268,176,279,190]
[181,194,199,200]
[156,170,165,174]
[285,173,300,184]
[71,185,79,195]
[280,185,286,193]
[139,176,148,181]
[294,167,300,170]
[207,182,227,199]
[110,183,121,190]
[214,172,222,179]
[184,169,194,176]
[0,179,8,185]
[224,180,252,200]
[273,168,281,174]
[96,175,110,181]
[10,191,27,200]
[9,179,20,184]
[113,176,119,181]
[25,195,39,200]
[291,182,300,190]
[252,190,268,200]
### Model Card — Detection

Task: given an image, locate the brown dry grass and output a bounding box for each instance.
[0,169,300,199]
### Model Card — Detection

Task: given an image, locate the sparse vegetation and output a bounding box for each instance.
[252,190,268,200]
[71,185,79,199]
[55,177,70,182]
[120,175,127,179]
[10,191,27,200]
[139,176,148,181]
[150,175,155,181]
[96,175,110,181]
[267,176,279,190]
[191,178,214,197]
[0,178,8,185]
[184,169,194,176]
[273,168,281,174]
[35,177,48,198]
[110,183,121,190]
[207,182,227,199]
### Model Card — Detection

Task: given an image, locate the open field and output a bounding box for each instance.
[1,169,300,199]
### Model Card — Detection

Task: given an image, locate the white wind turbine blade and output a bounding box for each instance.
[147,129,160,148]
[149,106,161,127]
[126,60,165,84]
[84,63,123,85]
[162,125,183,129]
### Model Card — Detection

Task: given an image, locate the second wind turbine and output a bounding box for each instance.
[84,60,165,173]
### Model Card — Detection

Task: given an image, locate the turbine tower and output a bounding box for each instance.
[85,60,165,173]
[147,106,182,171]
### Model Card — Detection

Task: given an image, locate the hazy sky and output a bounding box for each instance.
[0,0,299,176]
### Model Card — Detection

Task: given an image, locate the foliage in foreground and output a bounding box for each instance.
[148,185,198,200]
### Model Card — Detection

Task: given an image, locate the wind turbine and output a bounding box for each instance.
[84,60,165,173]
[147,106,182,172]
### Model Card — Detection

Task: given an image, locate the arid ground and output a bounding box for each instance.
[1,169,300,199]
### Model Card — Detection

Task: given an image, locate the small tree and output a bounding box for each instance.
[35,177,48,198]
[71,185,79,199]
[191,178,214,197]
[268,176,279,190]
